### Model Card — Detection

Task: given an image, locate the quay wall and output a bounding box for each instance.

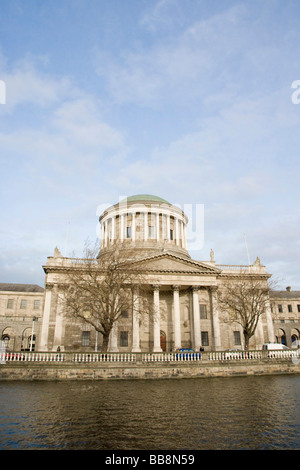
[0,360,300,381]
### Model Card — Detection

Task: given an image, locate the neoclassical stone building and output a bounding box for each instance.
[0,283,44,351]
[1,195,300,353]
[38,194,279,353]
[270,288,300,347]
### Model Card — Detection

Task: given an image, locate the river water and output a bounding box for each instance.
[0,375,299,450]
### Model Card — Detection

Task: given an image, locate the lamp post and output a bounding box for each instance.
[30,317,37,352]
[95,329,98,352]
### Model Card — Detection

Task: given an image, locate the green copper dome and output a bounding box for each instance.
[120,194,170,204]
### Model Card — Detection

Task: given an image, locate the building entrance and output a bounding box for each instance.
[160,330,166,351]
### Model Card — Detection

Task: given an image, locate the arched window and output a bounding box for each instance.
[291,329,300,347]
[21,328,36,351]
[2,334,10,349]
[276,328,287,345]
[2,327,15,350]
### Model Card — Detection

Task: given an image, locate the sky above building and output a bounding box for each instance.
[0,0,300,288]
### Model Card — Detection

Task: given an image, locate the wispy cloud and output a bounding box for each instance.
[96,2,289,108]
[0,0,300,289]
[0,55,130,282]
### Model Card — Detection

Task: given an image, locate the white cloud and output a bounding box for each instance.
[140,0,182,32]
[95,3,270,108]
[52,98,127,155]
[0,57,75,114]
[0,55,131,282]
[0,56,129,177]
[1,1,300,289]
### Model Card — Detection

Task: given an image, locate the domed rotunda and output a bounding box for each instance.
[99,194,190,259]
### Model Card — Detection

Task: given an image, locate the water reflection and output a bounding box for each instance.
[0,375,299,449]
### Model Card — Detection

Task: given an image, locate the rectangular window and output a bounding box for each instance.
[233,331,241,345]
[278,304,283,313]
[81,331,90,346]
[34,300,40,309]
[288,304,293,313]
[297,305,300,313]
[200,304,207,319]
[20,299,27,309]
[121,310,128,318]
[170,229,174,240]
[126,226,131,238]
[148,226,155,238]
[120,331,128,347]
[7,299,14,309]
[201,331,209,346]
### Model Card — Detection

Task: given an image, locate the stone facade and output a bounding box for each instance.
[1,194,299,353]
[270,288,300,348]
[0,284,44,351]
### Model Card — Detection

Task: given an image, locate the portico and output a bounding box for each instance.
[125,253,222,353]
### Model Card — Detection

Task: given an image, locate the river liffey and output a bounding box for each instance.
[0,375,300,450]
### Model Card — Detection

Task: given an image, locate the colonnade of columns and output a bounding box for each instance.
[39,282,277,353]
[101,210,188,250]
[128,284,222,353]
[40,283,222,353]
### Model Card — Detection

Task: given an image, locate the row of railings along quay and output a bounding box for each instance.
[1,349,300,364]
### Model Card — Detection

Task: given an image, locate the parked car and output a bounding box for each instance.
[175,348,200,359]
[224,348,243,359]
[262,343,290,351]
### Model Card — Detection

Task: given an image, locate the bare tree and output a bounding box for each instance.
[218,275,271,350]
[61,241,148,352]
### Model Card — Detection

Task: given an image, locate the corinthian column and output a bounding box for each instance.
[152,284,162,352]
[209,286,222,351]
[265,301,275,343]
[132,286,141,352]
[144,212,148,241]
[39,284,53,351]
[109,322,119,352]
[192,286,201,350]
[172,285,181,350]
[175,217,179,245]
[111,216,115,243]
[120,214,124,242]
[132,212,136,242]
[52,289,64,351]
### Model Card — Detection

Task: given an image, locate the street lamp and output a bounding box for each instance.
[30,317,37,352]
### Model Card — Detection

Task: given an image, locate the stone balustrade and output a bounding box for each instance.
[1,349,299,364]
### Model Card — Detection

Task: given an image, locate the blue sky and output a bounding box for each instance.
[0,0,300,289]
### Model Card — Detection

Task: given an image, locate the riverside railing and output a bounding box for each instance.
[1,349,299,364]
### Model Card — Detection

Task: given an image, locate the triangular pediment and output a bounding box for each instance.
[130,252,220,274]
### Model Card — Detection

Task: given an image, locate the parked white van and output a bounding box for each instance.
[262,343,289,351]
